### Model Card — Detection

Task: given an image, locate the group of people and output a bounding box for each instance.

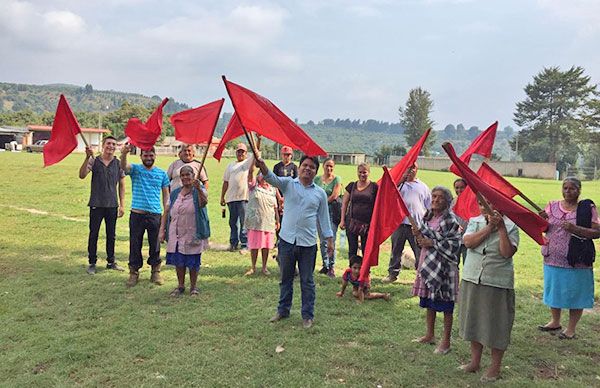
[80,136,599,382]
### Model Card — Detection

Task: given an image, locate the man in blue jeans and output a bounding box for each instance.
[256,155,333,329]
[220,143,254,252]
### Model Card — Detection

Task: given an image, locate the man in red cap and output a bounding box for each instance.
[273,146,298,179]
[221,143,254,252]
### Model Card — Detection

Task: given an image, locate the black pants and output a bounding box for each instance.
[128,211,162,271]
[388,224,421,276]
[88,207,118,265]
[346,229,368,261]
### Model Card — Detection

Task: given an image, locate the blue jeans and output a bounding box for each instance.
[318,222,338,270]
[277,239,317,320]
[227,201,247,249]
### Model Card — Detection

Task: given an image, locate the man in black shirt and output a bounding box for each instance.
[273,146,298,179]
[79,136,126,274]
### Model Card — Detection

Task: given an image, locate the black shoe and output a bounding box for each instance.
[106,262,125,271]
[86,264,96,275]
[269,313,288,323]
[318,267,328,274]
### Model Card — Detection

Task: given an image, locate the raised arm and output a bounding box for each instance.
[120,144,132,174]
[79,147,94,179]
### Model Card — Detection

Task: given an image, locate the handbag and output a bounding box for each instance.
[329,197,342,226]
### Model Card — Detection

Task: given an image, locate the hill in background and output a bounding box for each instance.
[0,82,189,114]
[0,82,515,159]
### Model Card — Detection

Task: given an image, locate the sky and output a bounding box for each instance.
[1,0,599,130]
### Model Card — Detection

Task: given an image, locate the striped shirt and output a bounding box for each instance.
[128,164,169,214]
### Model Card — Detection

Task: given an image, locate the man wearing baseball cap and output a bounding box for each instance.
[221,142,254,252]
[273,146,298,179]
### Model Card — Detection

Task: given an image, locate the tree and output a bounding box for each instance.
[512,66,599,171]
[399,87,435,155]
[442,124,456,139]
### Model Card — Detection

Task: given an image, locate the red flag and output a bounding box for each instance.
[453,186,479,221]
[449,121,498,175]
[43,94,82,167]
[359,166,410,283]
[213,113,245,161]
[386,128,431,184]
[170,99,224,145]
[125,98,168,150]
[222,77,327,156]
[478,162,521,198]
[453,163,522,221]
[443,142,548,245]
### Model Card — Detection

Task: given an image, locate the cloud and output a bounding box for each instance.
[0,0,87,50]
[537,0,600,34]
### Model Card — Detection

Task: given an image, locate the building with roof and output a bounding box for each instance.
[25,125,110,152]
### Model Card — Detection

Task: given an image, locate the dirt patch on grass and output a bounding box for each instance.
[32,362,48,375]
[533,359,560,380]
[3,205,86,223]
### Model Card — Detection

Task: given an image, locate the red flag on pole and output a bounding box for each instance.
[478,162,521,198]
[213,113,245,161]
[359,166,410,283]
[443,142,548,245]
[170,99,224,145]
[453,162,522,221]
[43,94,82,167]
[222,76,327,156]
[125,98,169,150]
[386,128,432,185]
[449,121,498,175]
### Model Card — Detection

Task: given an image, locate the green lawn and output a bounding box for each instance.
[0,152,599,387]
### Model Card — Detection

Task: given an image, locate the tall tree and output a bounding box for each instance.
[512,66,599,171]
[399,87,435,155]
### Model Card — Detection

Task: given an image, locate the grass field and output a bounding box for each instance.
[1,151,599,387]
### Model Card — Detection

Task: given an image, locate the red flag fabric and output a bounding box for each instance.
[453,186,479,221]
[478,162,521,198]
[170,99,224,145]
[386,128,431,184]
[222,77,327,156]
[125,98,168,150]
[453,163,522,221]
[43,94,82,167]
[449,121,498,175]
[213,113,245,161]
[359,166,410,283]
[443,142,548,245]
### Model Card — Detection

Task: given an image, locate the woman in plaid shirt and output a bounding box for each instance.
[411,186,462,355]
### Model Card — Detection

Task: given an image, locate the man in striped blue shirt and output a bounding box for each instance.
[120,144,170,287]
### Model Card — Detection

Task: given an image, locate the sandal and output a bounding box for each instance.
[190,288,199,297]
[170,287,185,297]
[538,324,562,332]
[558,332,577,340]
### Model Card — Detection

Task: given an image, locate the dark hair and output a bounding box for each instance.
[453,178,467,187]
[141,147,156,154]
[299,155,320,173]
[102,135,117,144]
[349,254,363,267]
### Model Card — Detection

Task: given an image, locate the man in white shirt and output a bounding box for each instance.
[220,143,254,251]
[167,144,209,191]
[382,163,431,283]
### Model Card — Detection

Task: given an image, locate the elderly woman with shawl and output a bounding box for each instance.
[411,186,462,355]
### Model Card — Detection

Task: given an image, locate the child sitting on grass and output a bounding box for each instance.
[336,255,391,302]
